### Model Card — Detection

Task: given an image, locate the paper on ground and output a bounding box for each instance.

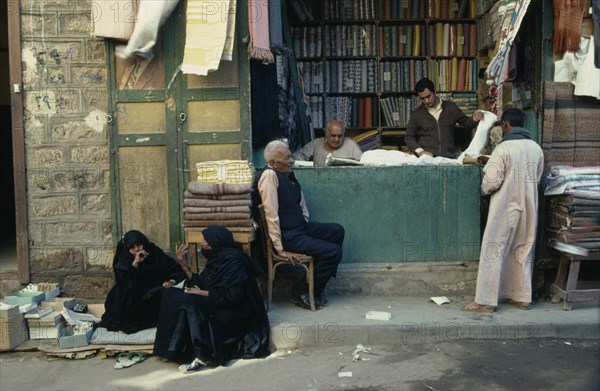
[365,311,392,321]
[430,296,451,305]
[338,371,353,378]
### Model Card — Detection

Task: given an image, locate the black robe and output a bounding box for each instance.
[100,230,186,334]
[153,226,270,365]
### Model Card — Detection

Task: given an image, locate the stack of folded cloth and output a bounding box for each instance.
[545,165,600,253]
[353,130,381,152]
[183,160,254,231]
[196,160,253,184]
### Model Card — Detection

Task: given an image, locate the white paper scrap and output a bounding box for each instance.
[430,296,451,305]
[338,371,353,378]
[365,311,392,321]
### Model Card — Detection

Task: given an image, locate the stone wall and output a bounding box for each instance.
[19,0,114,300]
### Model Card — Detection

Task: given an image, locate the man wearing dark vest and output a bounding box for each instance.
[258,140,345,310]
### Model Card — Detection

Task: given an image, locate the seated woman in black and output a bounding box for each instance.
[154,225,270,373]
[99,230,187,334]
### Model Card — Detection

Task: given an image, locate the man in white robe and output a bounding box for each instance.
[462,108,544,313]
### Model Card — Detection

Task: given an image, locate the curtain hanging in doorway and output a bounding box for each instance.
[181,0,237,75]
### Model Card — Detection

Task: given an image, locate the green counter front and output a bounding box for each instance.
[290,165,482,264]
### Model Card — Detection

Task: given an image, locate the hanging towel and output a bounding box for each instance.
[181,0,235,75]
[248,0,274,63]
[553,0,587,55]
[115,0,180,60]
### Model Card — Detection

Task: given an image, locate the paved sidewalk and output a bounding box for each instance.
[267,295,600,349]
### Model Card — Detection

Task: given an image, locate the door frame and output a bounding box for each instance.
[7,0,30,284]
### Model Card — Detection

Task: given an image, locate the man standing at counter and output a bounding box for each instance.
[258,140,345,310]
[293,119,363,166]
[406,77,484,158]
[462,108,544,313]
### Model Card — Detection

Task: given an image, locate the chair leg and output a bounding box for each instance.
[267,261,274,312]
[307,262,316,312]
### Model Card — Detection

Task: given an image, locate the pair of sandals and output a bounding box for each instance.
[114,352,147,369]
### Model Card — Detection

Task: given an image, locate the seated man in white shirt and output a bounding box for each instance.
[258,140,345,309]
[293,120,363,166]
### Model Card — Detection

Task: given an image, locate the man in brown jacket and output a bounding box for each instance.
[405,78,483,158]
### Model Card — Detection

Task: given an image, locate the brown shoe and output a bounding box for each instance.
[461,302,495,313]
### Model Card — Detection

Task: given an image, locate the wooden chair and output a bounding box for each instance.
[258,205,316,311]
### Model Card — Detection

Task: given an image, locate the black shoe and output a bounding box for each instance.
[316,295,329,308]
[290,293,312,310]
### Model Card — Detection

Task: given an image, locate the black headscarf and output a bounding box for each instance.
[201,226,264,290]
[113,230,179,284]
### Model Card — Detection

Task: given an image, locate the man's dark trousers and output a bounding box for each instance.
[282,222,344,297]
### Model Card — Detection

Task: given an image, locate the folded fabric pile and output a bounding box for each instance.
[196,160,254,184]
[183,181,253,230]
[545,165,600,252]
[353,130,381,152]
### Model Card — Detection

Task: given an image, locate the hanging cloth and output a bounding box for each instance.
[553,0,587,55]
[181,0,236,76]
[115,0,180,60]
[248,0,274,63]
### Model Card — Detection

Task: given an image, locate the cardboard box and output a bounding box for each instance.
[44,287,60,301]
[3,290,46,306]
[57,324,93,349]
[27,311,64,339]
[0,313,29,351]
[41,297,76,312]
[0,304,19,320]
[86,304,105,318]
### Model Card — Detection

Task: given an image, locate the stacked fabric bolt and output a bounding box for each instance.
[196,160,254,184]
[183,181,253,230]
[184,159,254,232]
[545,165,600,251]
[353,130,381,152]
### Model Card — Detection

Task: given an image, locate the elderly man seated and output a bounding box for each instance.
[258,140,345,309]
[293,120,363,166]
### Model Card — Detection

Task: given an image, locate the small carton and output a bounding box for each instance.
[41,297,76,312]
[86,304,105,318]
[0,303,19,320]
[0,312,29,351]
[57,324,94,349]
[3,290,46,306]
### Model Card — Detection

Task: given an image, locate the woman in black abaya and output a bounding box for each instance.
[154,226,270,373]
[99,230,187,334]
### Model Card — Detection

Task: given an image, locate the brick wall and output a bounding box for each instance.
[19,0,114,300]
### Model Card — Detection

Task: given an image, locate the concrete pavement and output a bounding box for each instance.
[267,294,600,350]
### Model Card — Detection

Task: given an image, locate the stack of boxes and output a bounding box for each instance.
[0,284,100,350]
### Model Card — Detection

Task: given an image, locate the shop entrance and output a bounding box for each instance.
[106,2,250,251]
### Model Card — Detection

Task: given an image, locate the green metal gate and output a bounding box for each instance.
[106,1,250,251]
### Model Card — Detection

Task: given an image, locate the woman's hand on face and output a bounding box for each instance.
[176,244,188,261]
[163,279,177,288]
[132,250,149,267]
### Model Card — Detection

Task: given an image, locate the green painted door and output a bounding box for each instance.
[107,1,250,251]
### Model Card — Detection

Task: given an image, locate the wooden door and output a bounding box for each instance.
[107,1,250,251]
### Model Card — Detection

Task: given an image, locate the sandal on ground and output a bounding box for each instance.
[461,302,495,313]
[506,299,530,310]
[114,352,147,369]
[179,358,212,374]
